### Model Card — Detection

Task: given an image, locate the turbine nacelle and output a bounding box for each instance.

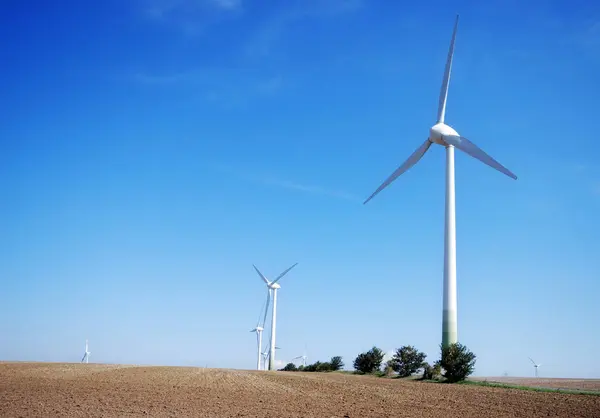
[268,283,281,290]
[429,123,459,146]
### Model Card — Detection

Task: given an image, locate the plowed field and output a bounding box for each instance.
[1,363,599,417]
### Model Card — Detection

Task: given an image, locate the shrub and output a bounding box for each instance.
[281,362,298,372]
[439,343,476,383]
[330,356,344,371]
[353,346,385,374]
[391,345,427,377]
[422,361,442,380]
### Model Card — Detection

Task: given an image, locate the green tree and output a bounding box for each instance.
[439,343,476,383]
[330,356,344,371]
[281,362,298,371]
[353,346,385,374]
[391,345,427,377]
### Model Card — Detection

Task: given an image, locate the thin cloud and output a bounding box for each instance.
[207,163,360,202]
[244,0,364,58]
[133,70,284,106]
[262,178,360,202]
[139,0,243,34]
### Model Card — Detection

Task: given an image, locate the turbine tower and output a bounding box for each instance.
[250,297,270,370]
[253,263,298,370]
[81,339,90,364]
[363,15,517,349]
[528,357,542,377]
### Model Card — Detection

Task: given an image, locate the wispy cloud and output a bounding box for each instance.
[139,0,243,34]
[262,178,360,202]
[133,69,284,107]
[244,0,364,58]
[207,163,360,202]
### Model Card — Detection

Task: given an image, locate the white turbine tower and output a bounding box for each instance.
[528,357,542,377]
[364,15,517,349]
[250,325,264,370]
[250,297,270,370]
[81,339,90,364]
[253,263,298,370]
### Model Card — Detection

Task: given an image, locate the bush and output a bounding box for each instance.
[383,360,396,377]
[281,362,298,371]
[391,345,427,377]
[439,343,476,383]
[422,361,442,380]
[330,356,344,371]
[353,346,385,374]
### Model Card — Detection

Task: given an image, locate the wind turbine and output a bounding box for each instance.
[528,357,542,377]
[363,15,517,349]
[292,345,308,367]
[81,339,90,364]
[250,297,270,370]
[253,263,298,370]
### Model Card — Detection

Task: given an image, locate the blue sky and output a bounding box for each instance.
[1,0,599,378]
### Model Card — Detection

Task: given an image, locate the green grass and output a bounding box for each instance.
[457,379,600,396]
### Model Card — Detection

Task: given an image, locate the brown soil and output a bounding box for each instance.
[470,376,600,391]
[1,362,599,417]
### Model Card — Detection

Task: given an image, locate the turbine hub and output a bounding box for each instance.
[269,283,281,289]
[429,123,459,146]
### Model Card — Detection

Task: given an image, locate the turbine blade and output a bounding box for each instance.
[271,263,298,285]
[363,139,432,204]
[442,135,517,180]
[253,264,270,285]
[261,289,271,327]
[437,14,459,124]
[81,353,86,362]
[528,357,536,365]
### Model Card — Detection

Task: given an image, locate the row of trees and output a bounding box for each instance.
[353,343,476,383]
[280,343,476,383]
[280,356,344,372]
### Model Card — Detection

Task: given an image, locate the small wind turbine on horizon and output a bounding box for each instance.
[528,357,542,377]
[250,309,265,370]
[292,344,308,367]
[81,339,90,364]
[253,263,298,370]
[363,14,517,349]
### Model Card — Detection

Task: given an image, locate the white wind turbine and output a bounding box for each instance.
[292,344,308,367]
[364,15,517,349]
[81,339,91,364]
[253,263,298,370]
[528,357,542,377]
[250,298,270,370]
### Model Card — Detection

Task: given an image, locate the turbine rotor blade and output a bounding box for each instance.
[271,263,298,285]
[261,288,271,327]
[363,139,432,204]
[528,357,536,365]
[253,265,270,285]
[442,135,517,180]
[437,14,459,124]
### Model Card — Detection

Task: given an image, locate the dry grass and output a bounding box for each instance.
[1,362,599,417]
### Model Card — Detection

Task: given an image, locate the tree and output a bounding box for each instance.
[439,343,476,383]
[391,345,427,377]
[330,356,344,371]
[353,346,385,374]
[281,362,298,372]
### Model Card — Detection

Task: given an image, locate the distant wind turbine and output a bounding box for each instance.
[292,345,308,367]
[81,339,90,364]
[250,297,270,370]
[363,14,517,349]
[528,357,542,377]
[253,263,298,370]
